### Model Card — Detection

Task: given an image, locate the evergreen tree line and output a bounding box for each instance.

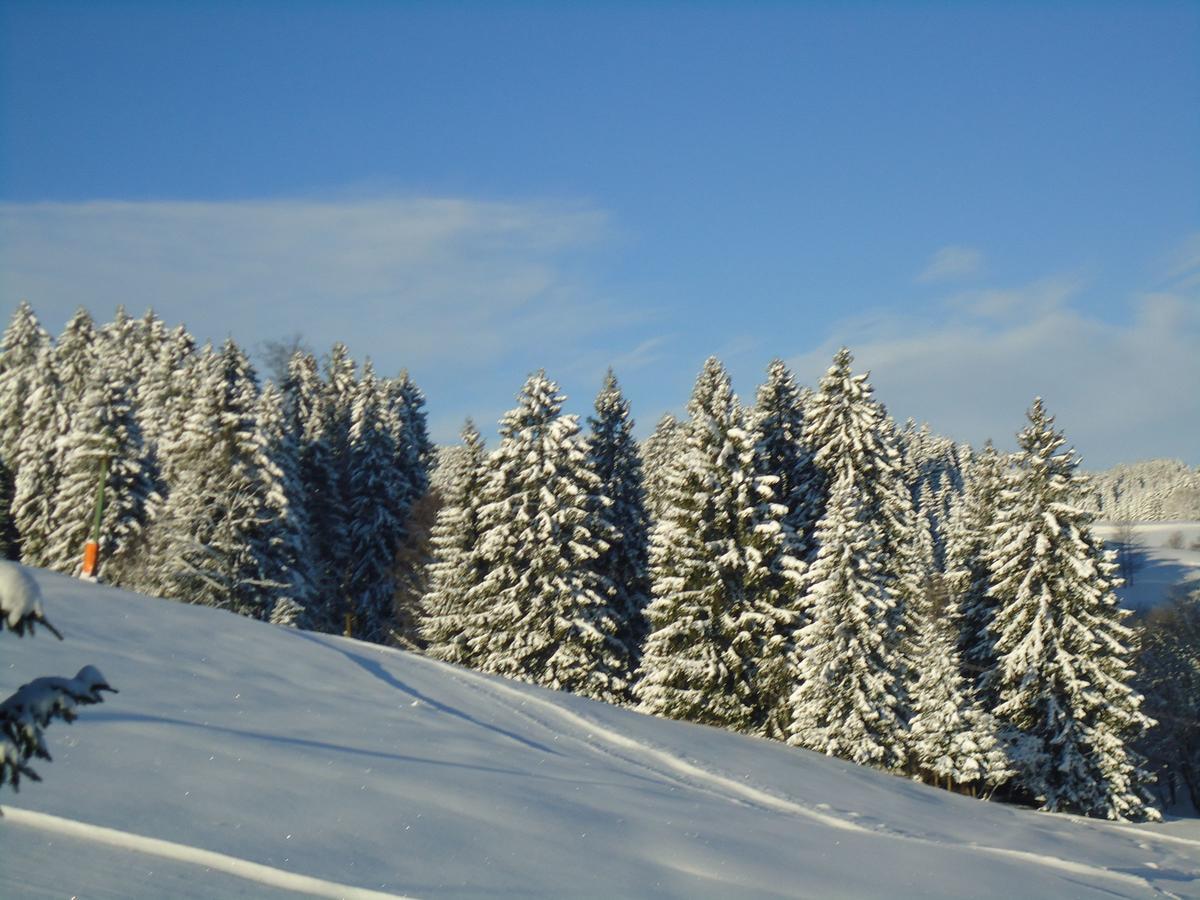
[1080,458,1200,522]
[0,303,431,641]
[423,352,1162,821]
[0,302,1172,821]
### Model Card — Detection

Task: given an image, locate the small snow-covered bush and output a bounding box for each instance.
[1,561,115,792]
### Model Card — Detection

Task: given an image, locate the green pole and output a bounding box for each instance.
[91,456,108,544]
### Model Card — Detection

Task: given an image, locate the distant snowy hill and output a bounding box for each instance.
[2,569,1198,899]
[1085,459,1200,522]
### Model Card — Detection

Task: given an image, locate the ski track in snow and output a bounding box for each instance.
[0,805,415,900]
[383,642,1189,899]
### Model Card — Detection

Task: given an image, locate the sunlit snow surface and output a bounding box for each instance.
[1,568,1197,899]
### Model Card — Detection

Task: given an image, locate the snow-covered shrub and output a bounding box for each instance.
[0,561,115,792]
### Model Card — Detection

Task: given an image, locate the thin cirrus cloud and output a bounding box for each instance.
[0,196,621,373]
[916,245,985,283]
[1163,231,1200,290]
[789,257,1200,469]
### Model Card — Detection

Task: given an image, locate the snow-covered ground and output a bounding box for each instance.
[1,569,1198,899]
[1095,522,1200,611]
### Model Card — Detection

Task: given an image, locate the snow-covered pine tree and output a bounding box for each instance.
[468,372,631,702]
[982,398,1159,820]
[0,303,51,558]
[54,308,99,417]
[10,346,66,569]
[636,358,805,736]
[254,383,317,627]
[945,441,1008,695]
[386,369,434,505]
[899,421,967,571]
[96,306,145,388]
[786,349,910,767]
[752,359,822,559]
[0,462,14,561]
[641,413,683,522]
[135,317,195,461]
[282,351,345,633]
[43,365,159,584]
[906,583,1011,794]
[0,302,51,470]
[343,363,406,643]
[379,371,434,647]
[319,343,358,620]
[150,341,274,617]
[586,369,651,661]
[1136,585,1200,811]
[421,421,489,665]
[787,475,905,766]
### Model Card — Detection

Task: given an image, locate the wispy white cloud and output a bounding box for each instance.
[789,273,1200,468]
[942,274,1082,319]
[1162,231,1200,290]
[917,245,984,283]
[608,336,671,374]
[0,197,617,373]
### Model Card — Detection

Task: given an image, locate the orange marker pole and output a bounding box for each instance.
[81,457,108,580]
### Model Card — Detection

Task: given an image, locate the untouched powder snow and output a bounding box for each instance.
[1,568,1198,899]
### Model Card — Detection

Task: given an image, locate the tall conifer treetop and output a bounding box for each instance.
[423,420,490,665]
[753,359,821,556]
[638,357,805,736]
[468,371,632,702]
[983,398,1158,820]
[587,369,651,657]
[787,348,913,768]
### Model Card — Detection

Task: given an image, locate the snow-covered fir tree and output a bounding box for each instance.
[641,413,684,522]
[254,383,317,627]
[54,308,99,417]
[787,476,905,766]
[282,351,345,633]
[0,303,51,558]
[43,366,158,584]
[421,421,489,665]
[944,441,1008,694]
[786,349,910,768]
[1136,585,1200,811]
[752,359,822,558]
[982,398,1158,820]
[586,369,651,660]
[0,302,51,469]
[0,461,14,561]
[379,370,434,646]
[96,306,145,387]
[10,346,66,569]
[343,363,406,643]
[468,372,632,702]
[318,343,357,620]
[906,586,1011,794]
[150,341,277,617]
[135,316,195,461]
[900,420,967,571]
[636,358,805,736]
[385,369,434,505]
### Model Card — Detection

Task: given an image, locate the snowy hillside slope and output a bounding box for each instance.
[1096,522,1200,611]
[1,569,1198,899]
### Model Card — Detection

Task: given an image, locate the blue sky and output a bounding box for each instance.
[1,1,1197,466]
